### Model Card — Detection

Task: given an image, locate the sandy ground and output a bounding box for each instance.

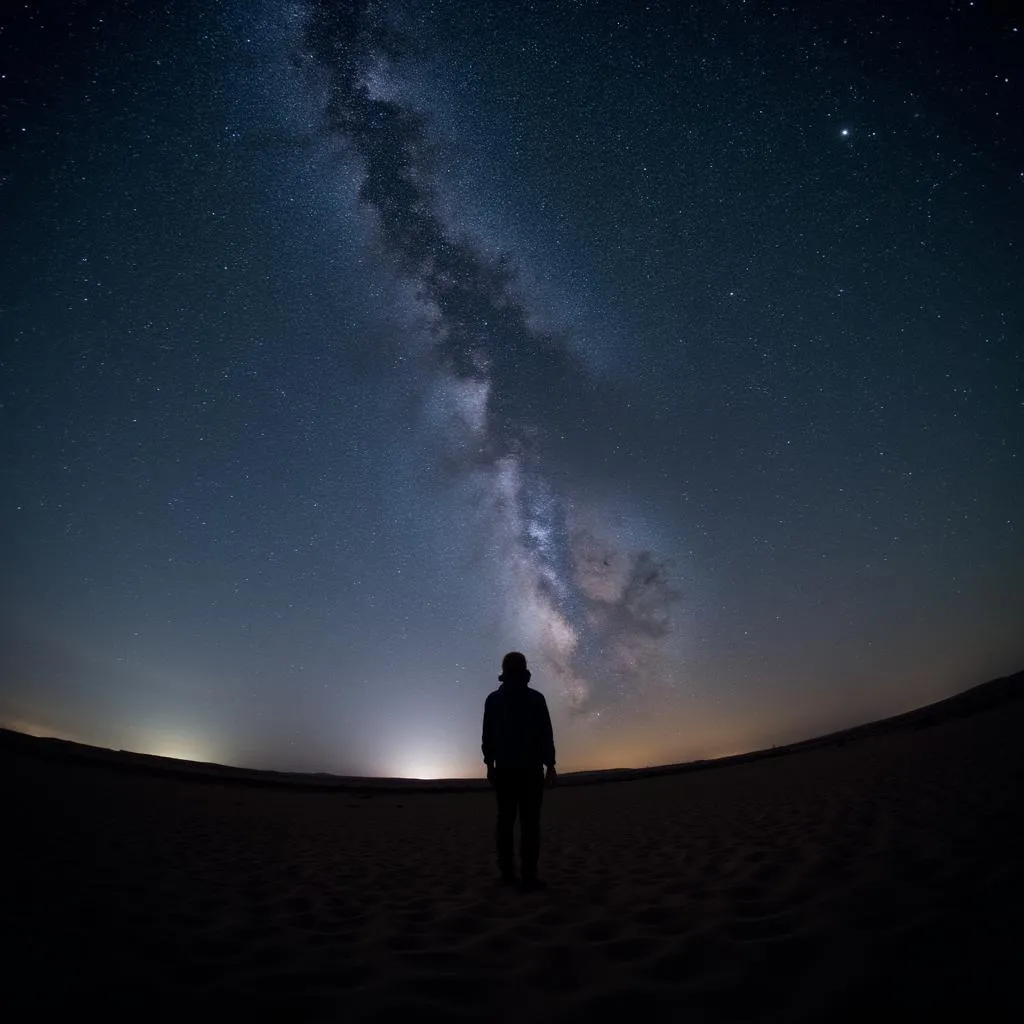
[5,698,1023,1022]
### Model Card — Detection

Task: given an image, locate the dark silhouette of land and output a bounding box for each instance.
[2,668,1020,791]
[3,668,1021,1020]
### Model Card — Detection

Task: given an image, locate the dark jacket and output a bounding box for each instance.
[481,683,556,770]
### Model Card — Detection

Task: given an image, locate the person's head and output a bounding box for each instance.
[499,651,531,687]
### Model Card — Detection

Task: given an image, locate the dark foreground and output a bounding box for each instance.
[5,680,1023,1022]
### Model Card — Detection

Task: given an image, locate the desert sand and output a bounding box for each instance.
[5,676,1022,1022]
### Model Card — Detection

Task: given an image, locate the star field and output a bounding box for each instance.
[1,0,1021,776]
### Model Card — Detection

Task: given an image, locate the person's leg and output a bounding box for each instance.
[518,767,545,882]
[494,771,518,880]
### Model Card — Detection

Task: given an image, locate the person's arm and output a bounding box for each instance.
[539,694,556,774]
[481,694,496,769]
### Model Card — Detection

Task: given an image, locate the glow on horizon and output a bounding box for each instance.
[389,749,467,780]
[0,716,225,767]
[0,716,87,745]
[133,727,221,766]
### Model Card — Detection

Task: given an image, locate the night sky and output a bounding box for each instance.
[2,1,1021,778]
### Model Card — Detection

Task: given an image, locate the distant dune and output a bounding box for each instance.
[2,668,1021,790]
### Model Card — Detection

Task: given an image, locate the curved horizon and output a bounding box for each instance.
[4,666,1018,784]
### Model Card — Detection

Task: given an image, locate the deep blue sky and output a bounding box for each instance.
[2,0,1021,776]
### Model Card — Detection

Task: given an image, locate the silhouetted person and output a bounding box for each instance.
[482,651,556,890]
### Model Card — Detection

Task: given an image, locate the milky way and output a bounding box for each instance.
[299,0,682,714]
